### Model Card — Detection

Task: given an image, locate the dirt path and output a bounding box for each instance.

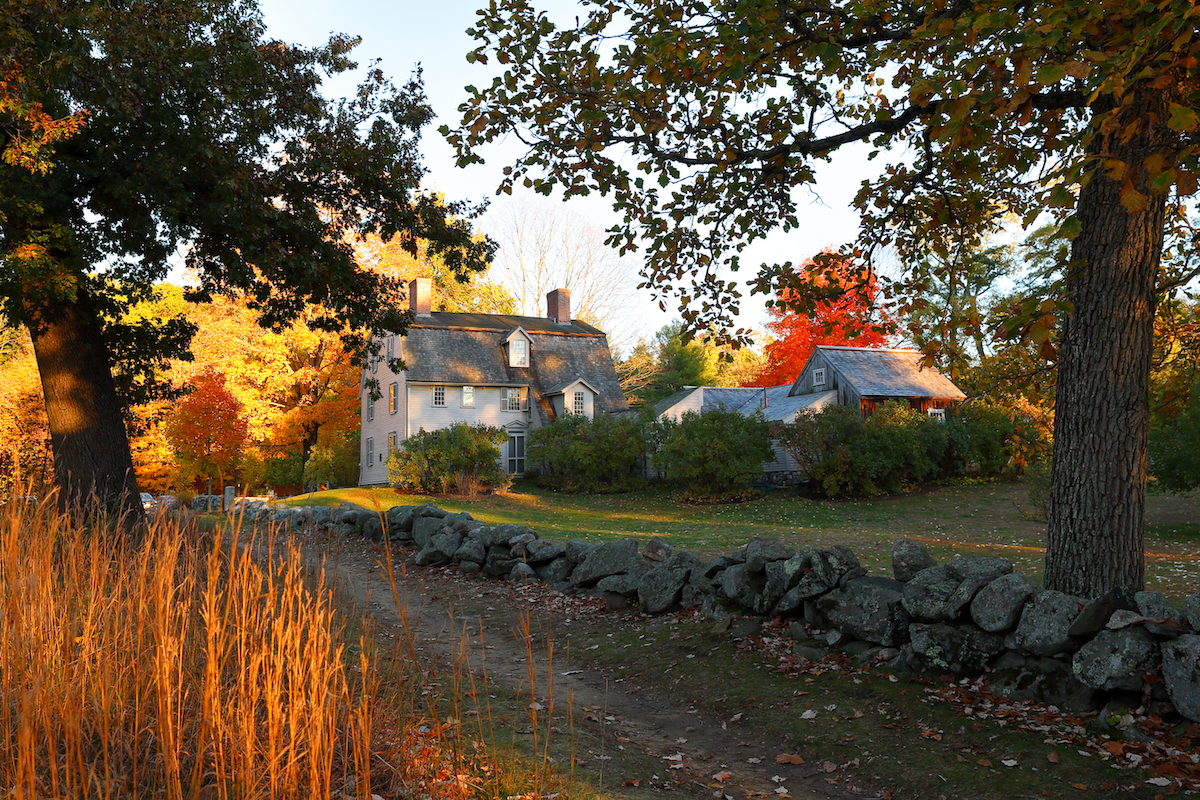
[308,534,862,800]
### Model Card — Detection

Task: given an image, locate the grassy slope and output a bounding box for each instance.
[285,482,1200,596]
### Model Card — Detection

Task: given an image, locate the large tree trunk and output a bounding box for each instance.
[1043,93,1168,598]
[24,287,145,525]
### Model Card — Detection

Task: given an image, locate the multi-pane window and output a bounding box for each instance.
[510,338,528,367]
[366,396,375,421]
[927,408,946,422]
[365,437,374,467]
[386,335,395,362]
[813,368,826,386]
[573,390,585,416]
[388,431,397,453]
[507,434,525,475]
[462,386,475,407]
[433,385,446,407]
[504,387,522,411]
[389,382,398,414]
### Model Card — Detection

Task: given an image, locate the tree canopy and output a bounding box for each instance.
[1,0,493,515]
[449,0,1200,597]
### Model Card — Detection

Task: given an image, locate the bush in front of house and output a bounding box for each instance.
[527,412,650,492]
[657,408,774,502]
[388,422,511,496]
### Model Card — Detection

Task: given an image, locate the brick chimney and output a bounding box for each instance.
[546,288,571,324]
[408,277,432,316]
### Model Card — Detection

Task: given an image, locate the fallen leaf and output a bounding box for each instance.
[624,779,640,787]
[1103,741,1124,756]
[920,728,943,742]
[1146,777,1171,787]
[1047,752,1060,764]
[712,771,733,783]
[775,754,804,765]
[976,759,992,767]
[1072,784,1088,791]
[729,712,743,722]
[854,709,864,718]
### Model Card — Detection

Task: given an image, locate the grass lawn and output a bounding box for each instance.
[284,482,1200,597]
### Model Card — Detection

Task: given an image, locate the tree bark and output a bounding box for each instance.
[24,287,145,525]
[1044,92,1169,598]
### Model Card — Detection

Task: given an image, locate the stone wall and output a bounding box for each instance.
[240,499,1200,723]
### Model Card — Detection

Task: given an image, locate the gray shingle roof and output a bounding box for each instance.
[809,346,965,399]
[397,315,628,424]
[735,386,838,422]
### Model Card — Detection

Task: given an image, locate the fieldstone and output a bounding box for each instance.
[815,576,910,647]
[502,525,537,545]
[838,566,869,587]
[910,623,1006,674]
[508,531,538,551]
[1136,590,1188,637]
[680,566,716,608]
[1010,590,1084,657]
[385,504,414,532]
[569,539,644,588]
[643,537,672,562]
[729,618,762,639]
[362,515,384,542]
[459,561,481,575]
[744,538,796,572]
[452,537,486,564]
[469,526,508,549]
[793,643,828,661]
[311,505,331,525]
[596,566,648,596]
[988,652,1100,712]
[509,562,537,583]
[941,557,1014,618]
[971,573,1041,633]
[535,556,574,584]
[719,562,764,609]
[411,516,444,548]
[902,564,961,621]
[1067,589,1139,638]
[1072,628,1160,691]
[527,542,566,565]
[1162,635,1200,722]
[564,540,596,564]
[638,552,705,614]
[704,554,743,579]
[1106,609,1142,630]
[333,523,357,538]
[483,549,519,578]
[411,503,447,519]
[415,531,463,567]
[892,539,937,582]
[811,545,861,587]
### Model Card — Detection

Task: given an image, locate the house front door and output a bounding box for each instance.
[506,433,525,476]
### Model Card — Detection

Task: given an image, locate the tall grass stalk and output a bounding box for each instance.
[0,497,372,799]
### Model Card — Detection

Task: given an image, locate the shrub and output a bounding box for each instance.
[658,408,773,502]
[1150,379,1200,493]
[388,422,510,496]
[303,432,360,490]
[527,412,649,493]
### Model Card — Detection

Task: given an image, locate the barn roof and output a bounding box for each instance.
[794,346,966,399]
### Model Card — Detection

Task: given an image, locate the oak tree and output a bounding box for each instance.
[448,0,1200,597]
[1,0,492,519]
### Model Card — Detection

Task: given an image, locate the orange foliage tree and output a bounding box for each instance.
[745,251,891,388]
[165,368,249,494]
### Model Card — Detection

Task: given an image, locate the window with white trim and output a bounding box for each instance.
[813,368,826,386]
[366,396,375,421]
[927,408,946,422]
[573,390,585,416]
[388,382,398,414]
[433,386,445,407]
[504,387,522,411]
[506,433,526,475]
[462,386,475,407]
[365,437,374,466]
[510,338,528,367]
[386,335,395,362]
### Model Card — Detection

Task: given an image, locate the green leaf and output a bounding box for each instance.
[1035,63,1067,85]
[1168,103,1199,132]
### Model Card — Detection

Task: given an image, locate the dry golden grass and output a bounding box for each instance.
[0,496,566,800]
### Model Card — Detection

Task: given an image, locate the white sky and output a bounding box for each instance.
[255,0,877,349]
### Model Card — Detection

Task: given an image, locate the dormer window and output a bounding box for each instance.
[813,368,826,387]
[510,338,528,367]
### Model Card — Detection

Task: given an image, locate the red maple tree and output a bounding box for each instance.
[745,250,892,388]
[165,367,249,492]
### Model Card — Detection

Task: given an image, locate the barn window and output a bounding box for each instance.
[927,408,946,422]
[813,368,826,386]
[432,386,445,407]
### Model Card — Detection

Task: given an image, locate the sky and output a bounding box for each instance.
[255,0,876,349]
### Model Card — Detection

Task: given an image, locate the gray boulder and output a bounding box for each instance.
[564,540,596,564]
[411,515,444,548]
[362,514,384,542]
[452,537,487,565]
[810,545,861,587]
[970,572,1041,633]
[1162,635,1200,722]
[719,562,764,609]
[1072,628,1160,691]
[569,539,643,587]
[1184,591,1200,632]
[459,561,481,575]
[815,576,910,647]
[596,565,649,596]
[909,623,1005,674]
[527,542,566,565]
[639,552,705,614]
[411,503,448,519]
[535,556,574,584]
[509,562,537,583]
[892,539,937,582]
[386,505,415,533]
[902,564,961,621]
[704,554,743,579]
[415,531,463,567]
[643,537,672,562]
[1067,589,1139,638]
[1136,590,1188,637]
[988,651,1100,712]
[483,549,519,578]
[744,538,796,572]
[1009,590,1084,657]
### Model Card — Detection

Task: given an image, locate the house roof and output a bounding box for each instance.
[653,386,763,418]
[735,386,839,422]
[543,378,600,396]
[397,315,628,424]
[794,346,966,399]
